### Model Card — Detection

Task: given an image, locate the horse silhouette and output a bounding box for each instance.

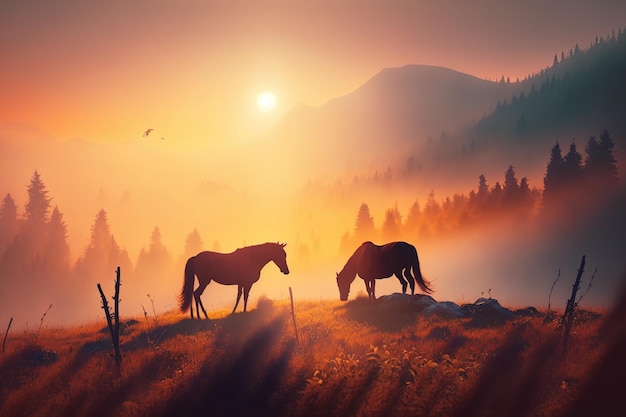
[336,241,432,301]
[180,242,289,319]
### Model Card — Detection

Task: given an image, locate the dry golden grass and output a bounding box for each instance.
[0,294,621,417]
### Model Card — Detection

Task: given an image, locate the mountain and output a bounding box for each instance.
[247,32,626,189]
[254,65,520,182]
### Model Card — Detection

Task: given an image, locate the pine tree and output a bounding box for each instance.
[24,171,51,226]
[563,141,584,184]
[477,175,489,199]
[148,227,168,260]
[354,203,375,241]
[136,226,172,282]
[473,174,490,217]
[44,206,71,277]
[544,141,565,203]
[89,209,113,255]
[599,130,619,184]
[585,130,619,187]
[519,177,531,202]
[183,228,204,257]
[22,171,52,256]
[423,190,442,235]
[488,182,503,210]
[381,204,402,242]
[405,199,422,237]
[0,193,18,255]
[75,209,131,280]
[503,165,520,205]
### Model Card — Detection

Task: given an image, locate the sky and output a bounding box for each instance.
[1,0,625,147]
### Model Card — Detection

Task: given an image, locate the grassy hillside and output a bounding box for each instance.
[0,293,622,417]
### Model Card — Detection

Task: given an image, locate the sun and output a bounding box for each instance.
[257,91,277,112]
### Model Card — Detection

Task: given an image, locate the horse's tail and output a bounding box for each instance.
[411,246,433,294]
[180,256,195,313]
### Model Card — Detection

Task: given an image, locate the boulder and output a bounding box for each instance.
[374,294,539,327]
[461,298,514,327]
[423,301,466,318]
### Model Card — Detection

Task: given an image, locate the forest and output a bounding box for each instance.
[0,128,621,326]
[337,129,619,252]
[475,28,626,141]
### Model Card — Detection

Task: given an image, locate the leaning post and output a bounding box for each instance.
[562,255,585,358]
[97,266,122,372]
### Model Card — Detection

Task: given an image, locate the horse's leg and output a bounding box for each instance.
[242,285,252,312]
[364,279,372,299]
[194,280,210,320]
[365,279,376,300]
[404,268,416,295]
[197,297,209,320]
[395,271,408,294]
[232,285,243,314]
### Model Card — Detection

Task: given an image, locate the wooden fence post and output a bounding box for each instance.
[289,287,299,345]
[97,267,122,371]
[2,317,12,353]
[562,255,585,358]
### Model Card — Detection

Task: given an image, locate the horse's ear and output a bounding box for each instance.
[281,242,287,248]
[336,272,339,277]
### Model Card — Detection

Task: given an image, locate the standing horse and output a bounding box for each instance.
[336,241,432,301]
[180,242,289,319]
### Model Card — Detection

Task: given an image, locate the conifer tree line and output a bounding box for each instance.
[0,129,619,279]
[476,28,626,139]
[543,129,619,203]
[0,171,209,287]
[341,129,620,251]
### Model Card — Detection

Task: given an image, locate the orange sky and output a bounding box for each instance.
[1,0,625,146]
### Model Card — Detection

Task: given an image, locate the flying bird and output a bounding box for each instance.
[143,128,154,137]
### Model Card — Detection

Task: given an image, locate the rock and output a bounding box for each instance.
[412,294,438,310]
[514,306,541,317]
[462,298,514,327]
[37,349,58,363]
[378,293,437,313]
[373,294,538,327]
[423,301,465,318]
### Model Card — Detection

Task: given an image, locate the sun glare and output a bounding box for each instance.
[257,91,277,112]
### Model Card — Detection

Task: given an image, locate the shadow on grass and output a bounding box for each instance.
[453,276,626,417]
[122,303,283,352]
[153,314,303,417]
[61,305,300,417]
[558,279,626,417]
[0,344,58,396]
[452,325,560,417]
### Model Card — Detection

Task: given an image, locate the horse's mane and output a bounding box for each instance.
[232,242,286,261]
[235,242,284,251]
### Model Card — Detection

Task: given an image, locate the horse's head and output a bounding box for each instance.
[271,242,290,275]
[336,271,352,301]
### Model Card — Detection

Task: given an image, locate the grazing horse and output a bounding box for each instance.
[180,242,289,319]
[336,241,432,301]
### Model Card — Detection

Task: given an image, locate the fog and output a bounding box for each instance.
[1,119,624,330]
